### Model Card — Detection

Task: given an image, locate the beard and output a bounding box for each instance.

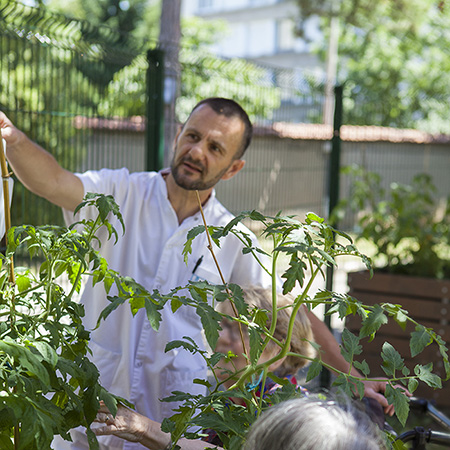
[170,155,231,191]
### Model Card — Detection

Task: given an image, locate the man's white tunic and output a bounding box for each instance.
[57,168,271,449]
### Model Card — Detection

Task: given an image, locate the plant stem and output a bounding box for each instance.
[87,215,101,243]
[66,263,84,300]
[229,230,271,277]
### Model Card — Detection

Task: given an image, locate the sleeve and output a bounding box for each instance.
[62,167,131,226]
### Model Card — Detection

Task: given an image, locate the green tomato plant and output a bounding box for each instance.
[111,209,448,450]
[1,190,447,450]
[0,193,166,450]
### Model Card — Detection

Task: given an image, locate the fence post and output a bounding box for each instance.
[328,84,343,218]
[146,49,165,172]
[320,84,343,388]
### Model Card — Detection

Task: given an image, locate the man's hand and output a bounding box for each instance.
[94,401,175,449]
[0,111,25,148]
[0,111,84,211]
[94,401,148,443]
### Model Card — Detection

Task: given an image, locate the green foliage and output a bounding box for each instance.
[296,0,450,132]
[2,189,446,447]
[0,0,148,227]
[44,0,152,88]
[0,193,148,449]
[46,0,161,43]
[122,210,449,448]
[99,15,281,121]
[333,165,450,278]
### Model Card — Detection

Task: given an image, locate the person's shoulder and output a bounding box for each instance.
[77,167,130,183]
[97,168,159,186]
[77,168,160,195]
[81,168,158,178]
[211,200,258,235]
[209,198,234,221]
[128,170,159,183]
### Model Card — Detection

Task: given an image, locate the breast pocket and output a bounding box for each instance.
[189,265,223,285]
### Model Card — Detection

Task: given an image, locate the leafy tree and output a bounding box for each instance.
[177,17,281,123]
[99,15,281,122]
[44,0,156,88]
[0,0,148,228]
[45,0,161,43]
[45,0,280,121]
[296,0,450,132]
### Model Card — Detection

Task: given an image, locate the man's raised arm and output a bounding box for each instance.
[0,112,84,212]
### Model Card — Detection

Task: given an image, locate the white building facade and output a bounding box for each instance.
[181,0,323,73]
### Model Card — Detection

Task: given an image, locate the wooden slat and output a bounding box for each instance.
[346,292,450,322]
[345,316,450,342]
[346,271,450,409]
[348,271,450,301]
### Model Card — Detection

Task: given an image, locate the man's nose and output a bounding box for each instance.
[188,141,206,159]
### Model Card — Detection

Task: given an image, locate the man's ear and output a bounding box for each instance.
[221,159,245,181]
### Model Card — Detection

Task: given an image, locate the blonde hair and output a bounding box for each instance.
[221,286,316,377]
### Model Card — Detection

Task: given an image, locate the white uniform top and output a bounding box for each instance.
[56,168,271,450]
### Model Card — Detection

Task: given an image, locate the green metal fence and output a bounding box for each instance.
[0,0,151,227]
[1,0,448,236]
[0,0,330,229]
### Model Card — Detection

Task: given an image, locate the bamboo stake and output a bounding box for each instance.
[0,133,18,448]
[0,134,14,283]
[195,190,250,360]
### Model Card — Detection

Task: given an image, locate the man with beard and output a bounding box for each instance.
[0,98,394,450]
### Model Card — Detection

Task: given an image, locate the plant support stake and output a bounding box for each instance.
[195,190,250,362]
[0,133,18,448]
[0,133,15,283]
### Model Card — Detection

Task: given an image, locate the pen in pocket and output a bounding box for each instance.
[192,255,203,275]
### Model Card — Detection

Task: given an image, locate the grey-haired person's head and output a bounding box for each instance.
[243,396,387,450]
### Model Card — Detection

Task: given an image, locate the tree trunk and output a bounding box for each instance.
[158,0,181,167]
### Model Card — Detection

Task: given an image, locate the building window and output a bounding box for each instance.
[277,18,296,51]
[198,0,215,10]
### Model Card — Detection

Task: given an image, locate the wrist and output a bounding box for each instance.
[4,129,27,152]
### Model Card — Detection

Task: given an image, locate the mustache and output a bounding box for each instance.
[181,156,205,173]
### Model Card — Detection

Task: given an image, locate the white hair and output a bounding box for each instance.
[243,397,387,450]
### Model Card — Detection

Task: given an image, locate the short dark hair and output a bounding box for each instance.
[190,97,253,159]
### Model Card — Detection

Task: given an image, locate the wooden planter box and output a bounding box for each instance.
[346,270,450,408]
